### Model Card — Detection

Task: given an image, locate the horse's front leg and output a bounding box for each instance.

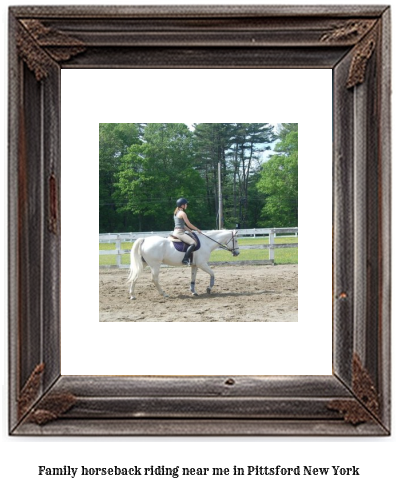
[198,263,215,294]
[190,266,199,296]
[150,265,168,298]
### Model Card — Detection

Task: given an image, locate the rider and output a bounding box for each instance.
[174,198,202,265]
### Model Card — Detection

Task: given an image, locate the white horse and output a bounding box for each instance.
[127,230,240,299]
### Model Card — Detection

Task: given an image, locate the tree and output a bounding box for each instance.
[112,123,206,231]
[256,123,298,227]
[192,123,234,223]
[228,123,275,227]
[192,123,276,228]
[99,123,141,231]
[99,122,283,232]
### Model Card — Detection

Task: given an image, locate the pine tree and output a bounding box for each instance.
[228,123,275,227]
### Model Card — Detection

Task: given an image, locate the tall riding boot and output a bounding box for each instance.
[182,244,196,265]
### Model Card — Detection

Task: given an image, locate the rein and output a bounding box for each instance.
[197,231,239,253]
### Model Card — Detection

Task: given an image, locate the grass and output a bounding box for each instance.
[99,236,298,266]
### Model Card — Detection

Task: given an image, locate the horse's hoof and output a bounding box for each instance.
[130,296,136,300]
[206,287,212,294]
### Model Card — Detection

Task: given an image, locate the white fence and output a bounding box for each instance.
[99,228,298,268]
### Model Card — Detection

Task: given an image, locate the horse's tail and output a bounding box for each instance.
[127,238,145,284]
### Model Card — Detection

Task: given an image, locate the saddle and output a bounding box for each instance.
[168,232,201,255]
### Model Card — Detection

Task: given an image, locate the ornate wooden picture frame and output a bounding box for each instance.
[8,5,391,436]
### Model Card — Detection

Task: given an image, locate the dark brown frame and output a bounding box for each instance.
[9,5,391,436]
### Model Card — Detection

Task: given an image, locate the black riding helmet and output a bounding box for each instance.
[176,198,188,207]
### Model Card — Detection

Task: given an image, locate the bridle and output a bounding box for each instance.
[199,231,239,255]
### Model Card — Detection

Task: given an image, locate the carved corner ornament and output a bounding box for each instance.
[320,19,376,44]
[18,363,76,425]
[18,363,45,419]
[328,354,380,425]
[346,28,378,88]
[17,19,85,81]
[320,20,378,89]
[27,392,77,425]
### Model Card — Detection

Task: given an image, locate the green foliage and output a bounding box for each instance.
[99,123,142,231]
[256,124,298,227]
[99,123,297,233]
[111,124,207,231]
[193,123,276,228]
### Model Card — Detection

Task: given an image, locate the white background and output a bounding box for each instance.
[61,68,332,376]
[1,1,397,491]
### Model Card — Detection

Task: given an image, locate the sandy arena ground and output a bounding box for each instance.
[99,264,298,322]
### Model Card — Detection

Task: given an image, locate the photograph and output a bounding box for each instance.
[7,2,389,436]
[2,3,396,491]
[99,122,299,322]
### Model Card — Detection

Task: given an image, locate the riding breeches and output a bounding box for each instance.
[173,229,196,245]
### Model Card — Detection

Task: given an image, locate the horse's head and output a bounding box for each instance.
[226,230,240,257]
